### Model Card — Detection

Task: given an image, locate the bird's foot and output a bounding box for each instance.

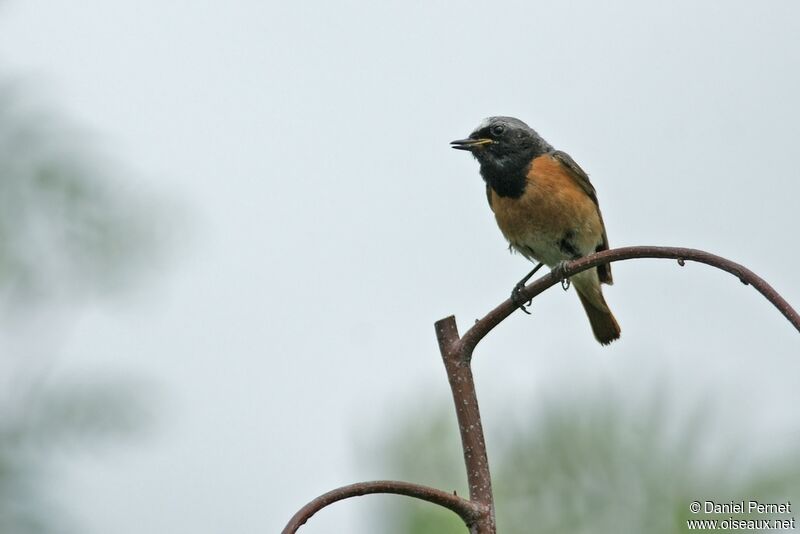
[510,261,543,314]
[511,282,532,314]
[553,261,571,291]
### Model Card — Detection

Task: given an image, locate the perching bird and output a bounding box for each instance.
[451,116,620,345]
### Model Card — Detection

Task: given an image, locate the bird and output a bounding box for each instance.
[451,116,620,345]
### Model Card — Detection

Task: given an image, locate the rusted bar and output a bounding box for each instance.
[458,246,799,357]
[281,480,486,533]
[435,316,496,533]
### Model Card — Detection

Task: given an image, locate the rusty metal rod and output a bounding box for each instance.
[458,245,799,359]
[282,246,798,534]
[281,480,487,533]
[435,316,496,533]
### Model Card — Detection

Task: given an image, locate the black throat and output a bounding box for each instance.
[478,146,545,199]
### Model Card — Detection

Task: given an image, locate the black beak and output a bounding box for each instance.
[450,138,493,151]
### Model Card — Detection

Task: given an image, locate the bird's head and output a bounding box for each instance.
[450,116,551,172]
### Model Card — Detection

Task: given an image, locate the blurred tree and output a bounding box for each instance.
[0,80,158,533]
[0,82,155,311]
[370,389,800,533]
[0,380,147,534]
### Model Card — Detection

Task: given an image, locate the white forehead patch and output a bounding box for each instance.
[474,117,495,133]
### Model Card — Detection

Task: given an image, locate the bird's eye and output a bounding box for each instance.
[491,124,505,136]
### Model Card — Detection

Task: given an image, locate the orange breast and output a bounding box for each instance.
[489,154,604,264]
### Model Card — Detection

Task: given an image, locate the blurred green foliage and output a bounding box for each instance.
[0,381,148,534]
[0,83,155,311]
[372,389,800,533]
[0,82,156,532]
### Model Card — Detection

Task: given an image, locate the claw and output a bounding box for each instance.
[510,262,544,315]
[553,261,571,291]
[511,283,532,314]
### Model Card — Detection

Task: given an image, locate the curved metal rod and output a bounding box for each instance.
[283,246,798,534]
[457,246,799,359]
[281,480,488,533]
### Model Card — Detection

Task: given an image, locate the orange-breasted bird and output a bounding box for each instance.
[451,116,620,345]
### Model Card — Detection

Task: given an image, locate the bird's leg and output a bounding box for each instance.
[511,262,544,314]
[552,260,572,291]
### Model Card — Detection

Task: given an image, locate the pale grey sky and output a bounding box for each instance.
[0,1,798,532]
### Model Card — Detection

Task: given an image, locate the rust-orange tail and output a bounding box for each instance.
[572,270,621,345]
